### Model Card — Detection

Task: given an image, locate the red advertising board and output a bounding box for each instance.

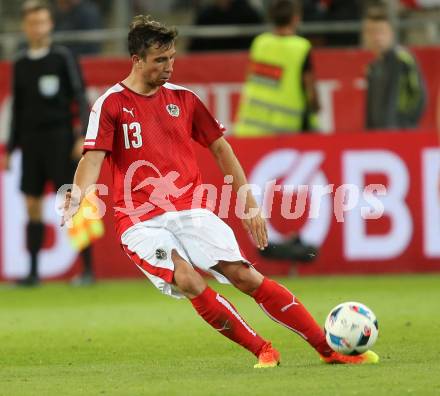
[0,48,440,281]
[1,132,439,281]
[196,132,440,276]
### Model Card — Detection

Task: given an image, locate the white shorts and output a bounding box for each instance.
[120,209,249,298]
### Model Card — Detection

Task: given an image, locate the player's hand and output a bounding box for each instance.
[61,189,80,227]
[0,152,10,171]
[241,207,268,250]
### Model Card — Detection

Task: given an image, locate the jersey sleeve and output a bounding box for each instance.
[83,94,118,153]
[191,94,225,147]
[7,61,21,154]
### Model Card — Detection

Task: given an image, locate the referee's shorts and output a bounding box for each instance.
[20,127,76,197]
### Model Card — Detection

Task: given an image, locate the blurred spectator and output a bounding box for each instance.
[54,0,103,57]
[188,0,264,52]
[234,0,319,264]
[1,0,98,286]
[363,7,427,130]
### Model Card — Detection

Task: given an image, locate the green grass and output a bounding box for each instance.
[1,275,440,396]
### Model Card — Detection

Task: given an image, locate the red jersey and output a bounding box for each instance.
[84,82,225,238]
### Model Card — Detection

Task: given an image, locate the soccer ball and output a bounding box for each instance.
[324,301,379,355]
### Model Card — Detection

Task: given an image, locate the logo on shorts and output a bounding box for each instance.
[166,104,180,117]
[155,248,167,260]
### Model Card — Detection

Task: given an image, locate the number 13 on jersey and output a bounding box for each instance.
[122,122,143,149]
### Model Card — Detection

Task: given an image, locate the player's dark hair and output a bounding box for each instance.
[269,0,302,27]
[364,7,391,23]
[21,0,52,18]
[128,15,178,58]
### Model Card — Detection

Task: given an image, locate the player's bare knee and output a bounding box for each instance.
[219,262,263,295]
[175,271,206,298]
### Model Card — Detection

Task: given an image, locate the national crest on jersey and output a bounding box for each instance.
[166,103,180,117]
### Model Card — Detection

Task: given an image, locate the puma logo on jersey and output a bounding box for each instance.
[123,107,135,117]
[166,104,180,117]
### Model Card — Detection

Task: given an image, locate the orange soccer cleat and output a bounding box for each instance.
[321,350,379,365]
[254,342,281,368]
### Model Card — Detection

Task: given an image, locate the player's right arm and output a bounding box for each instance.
[61,150,106,226]
[62,86,118,225]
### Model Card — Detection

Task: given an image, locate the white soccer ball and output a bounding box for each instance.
[324,301,379,355]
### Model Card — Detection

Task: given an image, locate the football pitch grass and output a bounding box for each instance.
[1,274,439,396]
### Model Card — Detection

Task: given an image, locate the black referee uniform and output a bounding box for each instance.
[7,44,89,284]
[8,44,89,194]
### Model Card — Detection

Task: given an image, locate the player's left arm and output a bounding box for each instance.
[209,136,268,250]
[398,49,427,125]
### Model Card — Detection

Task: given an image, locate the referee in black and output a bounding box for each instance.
[3,0,89,286]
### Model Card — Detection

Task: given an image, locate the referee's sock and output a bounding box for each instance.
[80,246,93,275]
[190,286,267,357]
[26,221,45,279]
[252,277,333,357]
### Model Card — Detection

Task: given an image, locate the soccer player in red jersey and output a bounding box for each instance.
[61,15,378,367]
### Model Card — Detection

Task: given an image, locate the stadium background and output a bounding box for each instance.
[1,2,440,280]
[0,2,440,396]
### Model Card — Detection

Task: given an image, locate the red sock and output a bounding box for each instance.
[253,277,332,357]
[190,287,266,357]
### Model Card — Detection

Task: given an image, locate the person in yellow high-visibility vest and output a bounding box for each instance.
[235,0,319,264]
[235,0,320,137]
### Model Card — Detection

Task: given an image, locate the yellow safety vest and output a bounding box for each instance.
[235,33,312,137]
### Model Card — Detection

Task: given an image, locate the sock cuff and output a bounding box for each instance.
[252,277,273,302]
[26,221,45,253]
[190,286,216,305]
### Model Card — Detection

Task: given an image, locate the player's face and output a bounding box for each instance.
[22,9,53,46]
[140,43,176,87]
[363,20,394,55]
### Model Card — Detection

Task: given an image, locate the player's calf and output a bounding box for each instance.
[252,277,334,357]
[190,286,270,361]
[173,254,274,364]
[215,261,263,295]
